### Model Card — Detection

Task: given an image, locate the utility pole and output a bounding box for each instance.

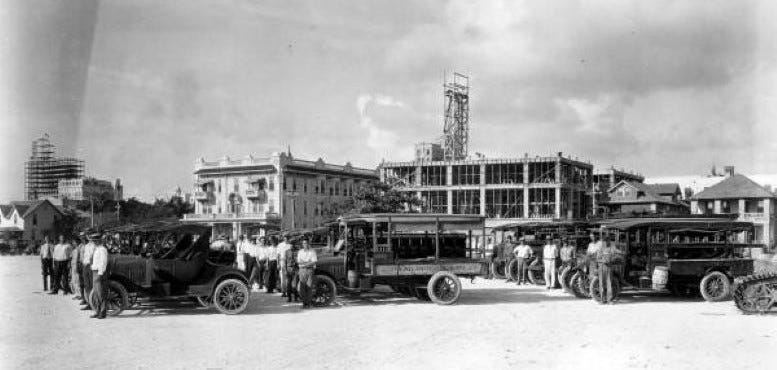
[286,191,299,229]
[90,196,94,228]
[115,202,121,223]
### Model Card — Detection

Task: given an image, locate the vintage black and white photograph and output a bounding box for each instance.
[1,1,776,369]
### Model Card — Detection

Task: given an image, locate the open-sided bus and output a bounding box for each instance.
[492,221,590,286]
[580,217,760,302]
[312,213,488,305]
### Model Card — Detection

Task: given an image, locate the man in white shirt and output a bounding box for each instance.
[543,236,559,289]
[265,238,280,293]
[50,235,73,295]
[296,238,318,308]
[90,234,109,319]
[245,236,259,291]
[513,238,533,285]
[586,233,601,277]
[80,234,97,309]
[254,237,269,291]
[39,236,53,291]
[235,234,248,271]
[276,235,291,297]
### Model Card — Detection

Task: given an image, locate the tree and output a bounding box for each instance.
[683,187,694,200]
[52,208,81,239]
[327,182,422,217]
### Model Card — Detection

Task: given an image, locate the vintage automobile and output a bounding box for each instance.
[90,222,253,316]
[492,221,589,287]
[576,217,761,303]
[311,213,489,305]
[733,272,777,314]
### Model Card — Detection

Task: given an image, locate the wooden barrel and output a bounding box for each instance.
[347,270,359,288]
[652,266,669,290]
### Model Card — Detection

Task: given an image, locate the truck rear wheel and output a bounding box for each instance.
[491,260,506,279]
[312,275,337,306]
[505,259,519,281]
[427,271,462,305]
[213,279,250,315]
[527,259,544,286]
[700,271,731,302]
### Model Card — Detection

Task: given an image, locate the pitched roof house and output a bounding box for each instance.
[605,181,688,215]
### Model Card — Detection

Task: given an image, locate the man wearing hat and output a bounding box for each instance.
[542,236,559,289]
[79,231,97,309]
[596,235,621,304]
[39,236,53,291]
[512,237,532,285]
[90,234,110,318]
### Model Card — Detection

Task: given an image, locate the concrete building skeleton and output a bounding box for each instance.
[380,152,593,228]
[24,135,84,200]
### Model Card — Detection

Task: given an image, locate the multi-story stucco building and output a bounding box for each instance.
[380,152,593,228]
[690,169,777,252]
[183,152,378,238]
[58,177,122,202]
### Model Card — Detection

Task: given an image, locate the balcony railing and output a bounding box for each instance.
[183,212,280,221]
[245,189,267,201]
[741,212,766,222]
[194,191,210,201]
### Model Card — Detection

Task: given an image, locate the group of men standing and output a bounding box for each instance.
[39,232,111,319]
[234,234,318,309]
[487,232,621,303]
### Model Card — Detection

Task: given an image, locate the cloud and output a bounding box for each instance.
[356,94,406,158]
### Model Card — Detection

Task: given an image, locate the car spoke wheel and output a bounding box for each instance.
[569,271,590,298]
[505,259,518,281]
[699,271,731,302]
[427,271,462,305]
[312,275,337,307]
[213,279,250,315]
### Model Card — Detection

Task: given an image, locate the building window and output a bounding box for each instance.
[452,165,480,185]
[269,204,274,214]
[283,177,287,191]
[485,163,523,184]
[32,214,37,226]
[268,178,275,191]
[528,162,556,183]
[721,200,731,214]
[303,181,308,194]
[303,201,308,216]
[421,166,446,186]
[420,191,447,213]
[528,188,556,218]
[218,181,222,193]
[452,190,480,214]
[292,178,297,192]
[383,166,416,186]
[486,189,523,218]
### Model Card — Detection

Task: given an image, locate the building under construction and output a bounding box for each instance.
[24,134,84,200]
[380,72,596,227]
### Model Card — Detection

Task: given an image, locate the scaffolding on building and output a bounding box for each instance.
[442,72,470,161]
[24,134,84,200]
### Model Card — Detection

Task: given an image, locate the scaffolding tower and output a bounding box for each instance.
[442,72,470,161]
[24,134,84,200]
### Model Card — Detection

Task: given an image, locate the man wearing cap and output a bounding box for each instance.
[80,233,97,309]
[542,236,559,289]
[596,235,621,304]
[512,237,533,285]
[265,237,279,293]
[277,235,291,297]
[296,238,317,308]
[284,239,300,303]
[39,236,54,291]
[90,235,109,319]
[235,234,248,272]
[50,235,73,294]
[586,233,601,280]
[559,238,576,285]
[254,237,269,291]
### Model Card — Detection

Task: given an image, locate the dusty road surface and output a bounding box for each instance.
[1,256,774,370]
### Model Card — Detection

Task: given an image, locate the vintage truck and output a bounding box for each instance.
[309,213,489,305]
[577,217,760,302]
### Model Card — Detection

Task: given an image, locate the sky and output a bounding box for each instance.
[1,0,776,202]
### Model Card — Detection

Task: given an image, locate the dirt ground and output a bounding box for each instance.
[0,256,774,370]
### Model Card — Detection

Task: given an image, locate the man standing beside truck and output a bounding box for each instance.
[596,235,621,304]
[296,238,317,308]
